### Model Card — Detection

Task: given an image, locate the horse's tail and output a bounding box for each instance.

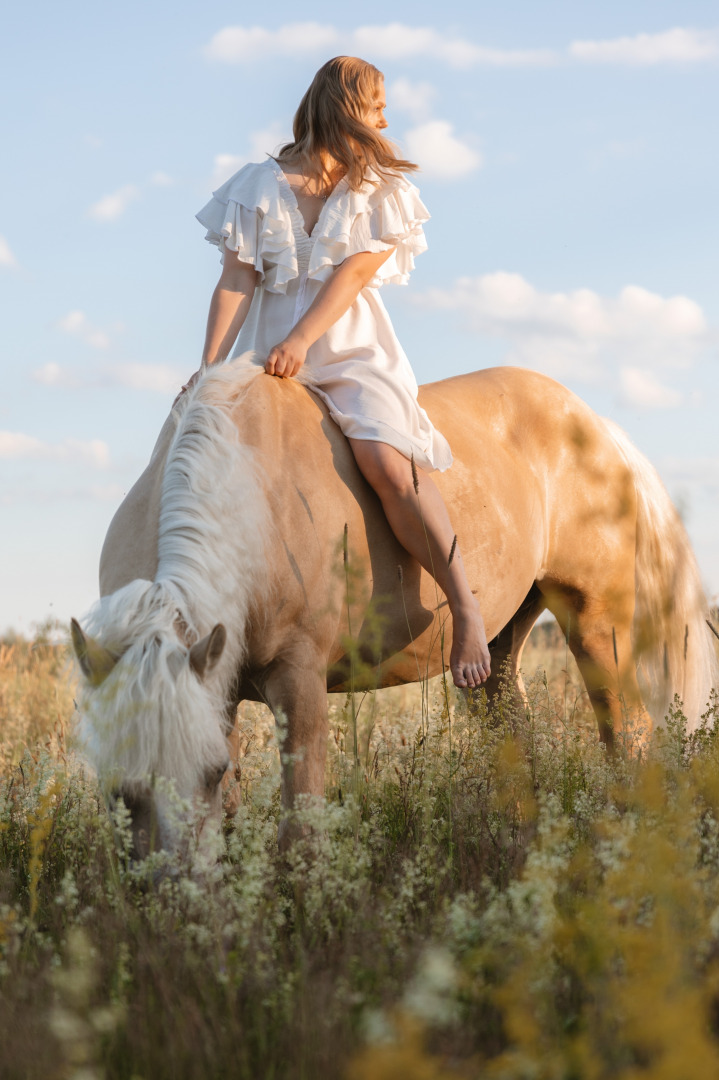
[603,418,718,729]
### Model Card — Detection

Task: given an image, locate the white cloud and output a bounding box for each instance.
[149,171,174,187]
[0,235,17,267]
[203,22,557,68]
[387,81,481,181]
[416,272,708,384]
[570,27,719,65]
[211,123,289,187]
[388,78,436,123]
[87,174,173,220]
[87,184,140,222]
[204,22,339,62]
[619,367,684,409]
[33,362,75,387]
[0,431,110,468]
[55,310,111,349]
[32,360,185,395]
[354,23,555,67]
[203,21,719,70]
[404,121,482,179]
[111,363,183,394]
[352,24,478,66]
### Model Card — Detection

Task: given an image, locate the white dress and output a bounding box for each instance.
[196,158,453,472]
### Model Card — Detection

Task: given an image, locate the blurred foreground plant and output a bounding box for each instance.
[1,625,719,1079]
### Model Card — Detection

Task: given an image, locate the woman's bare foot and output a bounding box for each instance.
[450,602,491,689]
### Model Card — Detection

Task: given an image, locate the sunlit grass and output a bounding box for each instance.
[1,620,719,1079]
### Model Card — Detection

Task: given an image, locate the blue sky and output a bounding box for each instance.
[2,1,717,633]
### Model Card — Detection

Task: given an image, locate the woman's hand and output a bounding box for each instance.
[265,249,394,378]
[265,335,308,378]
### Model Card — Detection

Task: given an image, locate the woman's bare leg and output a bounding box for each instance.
[348,439,491,689]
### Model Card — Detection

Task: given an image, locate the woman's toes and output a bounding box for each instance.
[452,666,468,688]
[450,654,491,689]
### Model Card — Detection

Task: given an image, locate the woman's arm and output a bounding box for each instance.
[265,247,394,377]
[202,253,259,367]
[175,252,258,403]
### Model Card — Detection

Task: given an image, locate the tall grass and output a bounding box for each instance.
[1,620,719,1079]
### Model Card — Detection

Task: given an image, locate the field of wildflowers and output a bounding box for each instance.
[2,619,719,1079]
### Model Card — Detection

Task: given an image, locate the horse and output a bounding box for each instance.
[71,357,718,860]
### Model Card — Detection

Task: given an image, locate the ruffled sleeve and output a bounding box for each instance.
[195,162,298,294]
[309,172,430,288]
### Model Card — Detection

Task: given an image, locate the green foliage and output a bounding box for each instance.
[1,627,719,1078]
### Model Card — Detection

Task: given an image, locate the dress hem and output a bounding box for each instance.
[313,395,453,474]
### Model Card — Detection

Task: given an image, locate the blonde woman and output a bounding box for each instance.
[191,56,491,690]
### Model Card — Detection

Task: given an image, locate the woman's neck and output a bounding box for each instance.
[279,152,345,196]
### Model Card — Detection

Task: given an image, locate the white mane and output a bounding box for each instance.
[77,354,270,795]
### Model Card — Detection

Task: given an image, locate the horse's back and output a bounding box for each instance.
[99,362,635,683]
[420,365,614,465]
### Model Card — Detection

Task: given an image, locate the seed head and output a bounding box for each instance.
[410,454,419,496]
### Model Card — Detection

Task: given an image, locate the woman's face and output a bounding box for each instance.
[363,81,387,131]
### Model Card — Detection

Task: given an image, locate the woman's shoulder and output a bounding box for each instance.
[329,170,427,229]
[308,169,429,289]
[210,158,280,204]
[196,158,297,292]
[335,169,429,228]
[356,168,421,203]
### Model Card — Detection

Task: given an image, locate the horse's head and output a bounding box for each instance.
[71,585,233,869]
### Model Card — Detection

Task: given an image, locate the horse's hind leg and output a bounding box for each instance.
[545,587,650,749]
[480,584,547,711]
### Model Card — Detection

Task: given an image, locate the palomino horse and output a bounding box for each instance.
[71,358,717,858]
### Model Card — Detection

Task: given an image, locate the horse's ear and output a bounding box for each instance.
[189,624,226,681]
[70,618,118,687]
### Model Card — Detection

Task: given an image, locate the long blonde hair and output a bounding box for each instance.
[275,56,418,192]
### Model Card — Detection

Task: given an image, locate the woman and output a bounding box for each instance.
[190,56,491,690]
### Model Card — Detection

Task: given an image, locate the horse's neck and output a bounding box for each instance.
[155,372,271,677]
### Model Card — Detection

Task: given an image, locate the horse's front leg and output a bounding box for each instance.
[261,643,329,850]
